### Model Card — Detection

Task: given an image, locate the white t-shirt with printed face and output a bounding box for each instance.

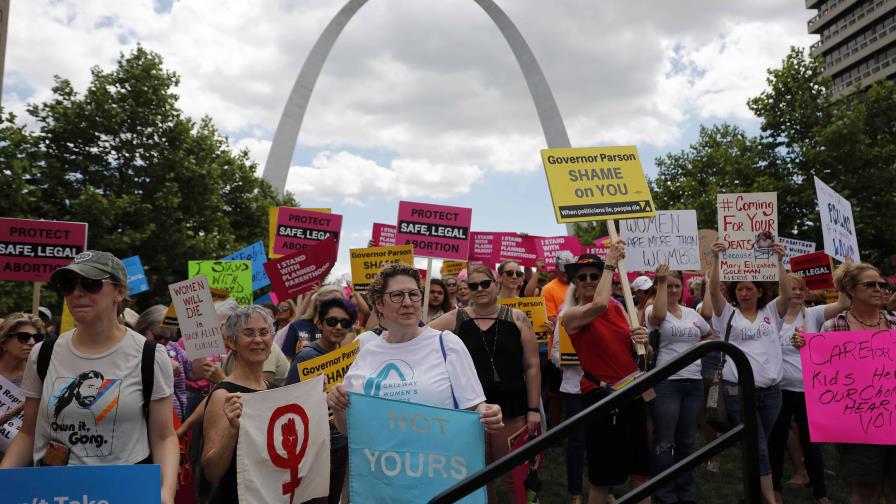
[714,301,784,388]
[779,304,826,392]
[21,329,174,466]
[646,305,712,380]
[343,327,485,410]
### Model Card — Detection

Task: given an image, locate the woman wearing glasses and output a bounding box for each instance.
[497,260,526,299]
[793,262,896,504]
[0,313,46,460]
[0,251,178,504]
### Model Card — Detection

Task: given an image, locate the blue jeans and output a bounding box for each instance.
[724,382,782,476]
[649,379,703,504]
[563,392,585,497]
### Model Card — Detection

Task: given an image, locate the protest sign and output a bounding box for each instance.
[396,201,472,261]
[499,297,549,343]
[265,236,338,300]
[0,374,24,451]
[60,300,75,333]
[558,317,578,365]
[541,146,656,223]
[347,392,486,504]
[272,207,342,257]
[121,255,150,296]
[296,340,361,392]
[0,465,161,504]
[168,276,225,360]
[372,223,397,247]
[440,261,467,277]
[269,207,331,258]
[800,329,896,444]
[681,273,703,308]
[698,229,719,272]
[188,260,253,306]
[535,236,582,272]
[224,240,271,291]
[0,217,88,282]
[237,376,330,504]
[350,245,414,292]
[493,233,539,267]
[417,268,429,283]
[580,235,610,260]
[471,232,498,265]
[507,424,544,504]
[790,252,835,290]
[619,210,700,271]
[778,237,816,271]
[815,177,860,262]
[716,192,779,281]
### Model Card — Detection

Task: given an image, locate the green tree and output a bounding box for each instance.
[0,46,296,315]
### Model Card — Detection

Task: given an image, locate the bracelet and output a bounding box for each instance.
[603,264,617,272]
[527,407,540,413]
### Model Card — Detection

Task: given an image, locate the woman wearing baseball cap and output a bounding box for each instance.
[0,251,179,504]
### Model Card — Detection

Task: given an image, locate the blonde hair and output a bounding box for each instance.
[834,262,880,298]
[0,313,46,356]
[467,265,496,282]
[787,272,807,290]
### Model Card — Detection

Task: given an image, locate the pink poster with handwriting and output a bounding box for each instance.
[273,207,342,256]
[495,233,539,267]
[535,236,583,272]
[0,218,89,282]
[372,223,396,247]
[396,201,472,261]
[800,329,896,444]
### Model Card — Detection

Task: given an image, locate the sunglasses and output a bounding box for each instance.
[385,289,424,304]
[277,306,291,313]
[577,273,601,282]
[502,270,525,278]
[6,331,44,344]
[324,317,353,329]
[445,282,458,287]
[468,279,493,291]
[859,281,890,290]
[56,274,114,296]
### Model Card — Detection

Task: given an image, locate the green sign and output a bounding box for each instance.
[187,260,252,305]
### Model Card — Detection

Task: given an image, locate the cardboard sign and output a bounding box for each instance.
[778,237,816,271]
[265,236,338,300]
[347,392,487,504]
[498,297,549,343]
[440,261,467,277]
[535,236,582,272]
[0,374,24,451]
[470,232,498,265]
[716,192,779,281]
[558,317,579,365]
[396,201,472,261]
[620,210,700,271]
[495,233,539,267]
[237,377,330,504]
[296,340,361,392]
[188,260,253,306]
[273,207,342,257]
[815,177,860,262]
[791,252,835,290]
[541,146,656,223]
[0,465,161,504]
[800,329,896,444]
[372,222,397,247]
[349,245,414,292]
[698,229,719,272]
[168,276,225,360]
[0,217,88,282]
[223,240,271,291]
[121,255,151,296]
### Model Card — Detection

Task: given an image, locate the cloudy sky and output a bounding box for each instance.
[4,0,816,278]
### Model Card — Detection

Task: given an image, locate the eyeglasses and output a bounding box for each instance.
[468,280,493,291]
[502,270,525,278]
[385,289,424,304]
[859,281,891,291]
[240,329,271,339]
[56,274,114,296]
[6,331,44,344]
[277,306,291,313]
[577,273,601,282]
[324,317,353,329]
[445,281,457,287]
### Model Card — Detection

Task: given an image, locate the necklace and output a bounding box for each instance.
[849,309,883,328]
[473,308,501,383]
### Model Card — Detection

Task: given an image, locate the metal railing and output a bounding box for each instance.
[430,340,761,503]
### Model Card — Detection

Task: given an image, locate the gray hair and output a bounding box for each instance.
[223,305,274,345]
[214,299,241,324]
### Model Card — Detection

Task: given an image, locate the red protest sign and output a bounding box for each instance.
[371,223,396,247]
[264,236,338,299]
[0,218,88,282]
[396,201,472,261]
[495,233,539,267]
[272,207,342,256]
[790,251,834,290]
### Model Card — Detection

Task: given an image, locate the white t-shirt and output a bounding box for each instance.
[779,305,826,392]
[714,301,784,388]
[343,327,485,409]
[21,329,174,465]
[646,305,712,380]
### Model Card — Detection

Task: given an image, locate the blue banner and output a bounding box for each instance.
[0,464,161,504]
[223,240,270,291]
[121,255,150,295]
[348,392,486,503]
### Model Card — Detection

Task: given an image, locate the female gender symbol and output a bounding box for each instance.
[266,403,310,504]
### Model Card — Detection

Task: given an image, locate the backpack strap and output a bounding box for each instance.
[141,340,157,421]
[438,331,460,409]
[37,335,59,383]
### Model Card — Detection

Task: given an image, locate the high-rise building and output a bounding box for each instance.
[807,0,896,97]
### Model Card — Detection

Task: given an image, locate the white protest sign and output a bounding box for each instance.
[237,376,330,504]
[0,374,25,451]
[778,237,816,271]
[168,276,225,360]
[716,192,779,281]
[814,177,860,262]
[619,210,700,271]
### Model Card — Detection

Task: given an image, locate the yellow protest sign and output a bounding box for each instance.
[60,300,75,334]
[440,261,467,277]
[349,245,414,292]
[297,340,361,391]
[541,146,655,223]
[498,297,549,343]
[267,207,331,258]
[161,304,179,328]
[558,316,579,365]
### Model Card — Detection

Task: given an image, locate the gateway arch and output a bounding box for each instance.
[262,0,571,193]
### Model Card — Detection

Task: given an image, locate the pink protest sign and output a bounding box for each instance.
[0,218,89,282]
[800,329,896,444]
[495,233,539,267]
[580,235,610,260]
[471,232,498,265]
[396,201,472,261]
[265,236,338,299]
[272,207,342,256]
[371,223,396,247]
[535,236,583,272]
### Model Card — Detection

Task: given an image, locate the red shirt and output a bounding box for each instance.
[569,300,637,394]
